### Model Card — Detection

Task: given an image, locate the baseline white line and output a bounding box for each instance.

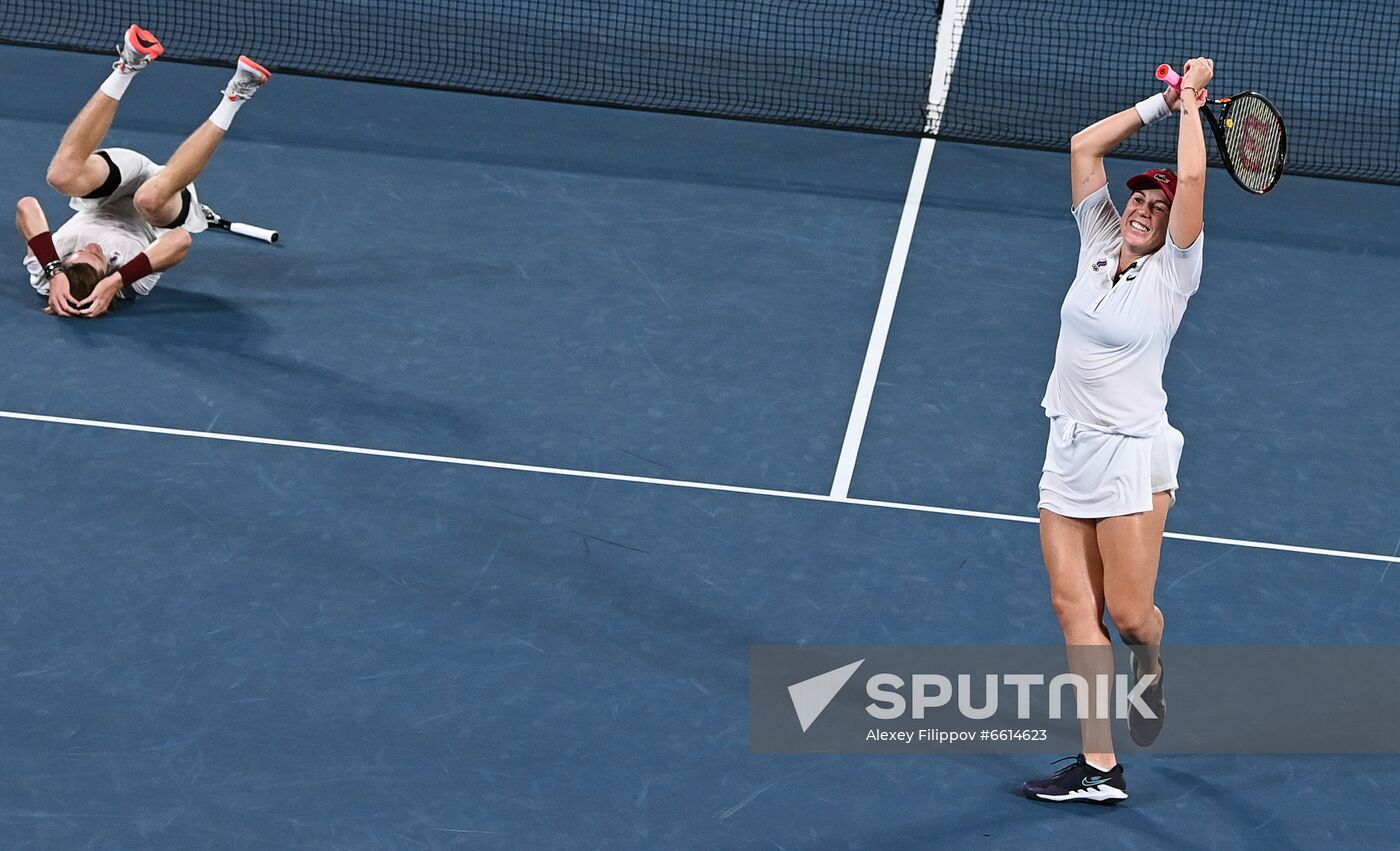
[2,409,1396,565]
[1155,532,1400,564]
[0,410,823,500]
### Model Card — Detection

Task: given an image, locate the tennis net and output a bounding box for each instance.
[0,0,940,135]
[932,0,1400,184]
[2,0,1395,183]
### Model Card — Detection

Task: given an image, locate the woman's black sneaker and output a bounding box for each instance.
[1128,653,1165,747]
[1021,754,1128,804]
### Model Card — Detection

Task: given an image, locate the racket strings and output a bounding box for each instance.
[1221,94,1286,193]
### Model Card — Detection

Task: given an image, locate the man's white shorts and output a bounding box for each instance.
[69,147,207,234]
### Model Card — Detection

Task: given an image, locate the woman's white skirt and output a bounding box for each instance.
[1038,417,1184,518]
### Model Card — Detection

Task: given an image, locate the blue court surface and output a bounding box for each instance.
[2,44,1399,848]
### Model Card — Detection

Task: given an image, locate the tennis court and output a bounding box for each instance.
[1,1,1397,847]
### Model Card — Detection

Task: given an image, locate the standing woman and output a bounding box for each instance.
[1021,57,1214,804]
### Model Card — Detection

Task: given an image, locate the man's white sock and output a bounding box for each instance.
[100,67,137,101]
[209,96,244,131]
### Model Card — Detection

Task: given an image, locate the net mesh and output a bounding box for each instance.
[0,0,940,135]
[933,0,1400,184]
[1,0,1395,184]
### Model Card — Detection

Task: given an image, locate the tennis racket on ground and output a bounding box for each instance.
[201,203,279,243]
[1156,64,1286,194]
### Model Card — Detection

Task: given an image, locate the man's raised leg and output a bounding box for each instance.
[133,56,271,228]
[47,25,163,196]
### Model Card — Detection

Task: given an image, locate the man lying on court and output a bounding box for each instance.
[16,25,269,318]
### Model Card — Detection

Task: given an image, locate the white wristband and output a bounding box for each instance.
[1134,92,1172,126]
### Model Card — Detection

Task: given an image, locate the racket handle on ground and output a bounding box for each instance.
[230,222,279,243]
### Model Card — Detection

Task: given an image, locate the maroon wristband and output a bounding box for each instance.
[26,232,60,267]
[117,252,153,285]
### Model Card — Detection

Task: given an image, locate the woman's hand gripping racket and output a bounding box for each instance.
[201,204,280,243]
[1156,63,1286,194]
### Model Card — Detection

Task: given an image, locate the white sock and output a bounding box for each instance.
[100,67,137,101]
[209,97,244,131]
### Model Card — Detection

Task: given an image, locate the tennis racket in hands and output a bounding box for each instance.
[201,203,280,243]
[1157,63,1286,194]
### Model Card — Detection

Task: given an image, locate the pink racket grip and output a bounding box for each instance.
[1156,63,1183,91]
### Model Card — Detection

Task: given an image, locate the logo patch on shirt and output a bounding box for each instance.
[1091,258,1108,271]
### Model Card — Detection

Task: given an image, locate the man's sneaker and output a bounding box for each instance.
[115,25,163,73]
[1021,754,1128,804]
[221,56,271,101]
[1129,653,1166,747]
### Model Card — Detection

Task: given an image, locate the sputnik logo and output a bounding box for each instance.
[787,659,864,732]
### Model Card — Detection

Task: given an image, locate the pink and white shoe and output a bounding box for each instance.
[114,24,163,73]
[221,56,271,101]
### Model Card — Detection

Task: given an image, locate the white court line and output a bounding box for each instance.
[828,138,934,499]
[829,0,973,499]
[2,409,1396,565]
